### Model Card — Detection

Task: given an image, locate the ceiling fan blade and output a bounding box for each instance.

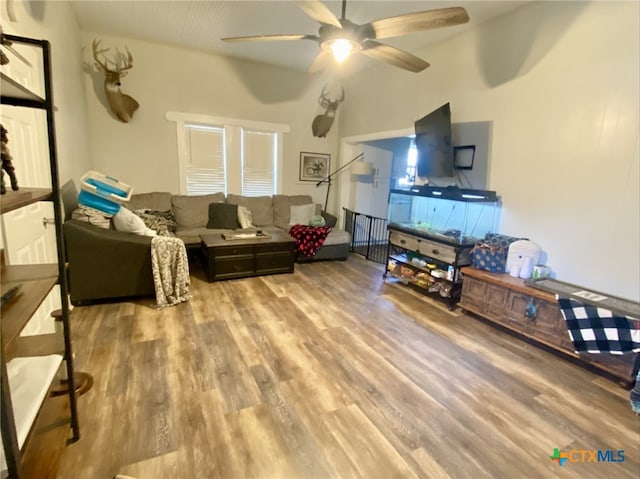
[295,0,342,28]
[361,40,429,73]
[222,34,318,42]
[308,50,332,73]
[366,7,469,40]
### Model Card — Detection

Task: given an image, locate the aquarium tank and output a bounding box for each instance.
[388,186,500,246]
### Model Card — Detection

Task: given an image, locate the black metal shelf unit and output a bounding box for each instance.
[384,225,474,310]
[1,34,79,479]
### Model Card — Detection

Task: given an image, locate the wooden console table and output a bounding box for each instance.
[458,267,636,386]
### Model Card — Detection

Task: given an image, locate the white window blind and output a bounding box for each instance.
[185,124,226,195]
[167,112,289,195]
[242,129,276,196]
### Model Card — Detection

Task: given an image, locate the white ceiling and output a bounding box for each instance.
[71,1,526,73]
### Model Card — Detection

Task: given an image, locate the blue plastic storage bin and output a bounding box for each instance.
[80,171,133,204]
[78,190,121,215]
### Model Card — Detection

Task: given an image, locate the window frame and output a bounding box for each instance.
[166,111,290,195]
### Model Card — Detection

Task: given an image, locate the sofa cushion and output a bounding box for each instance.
[323,228,351,246]
[207,203,240,229]
[226,195,273,226]
[174,229,202,246]
[321,210,337,228]
[128,192,173,212]
[175,227,228,246]
[172,193,225,229]
[273,195,318,229]
[60,180,79,221]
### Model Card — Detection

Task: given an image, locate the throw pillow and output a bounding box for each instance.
[237,205,254,229]
[113,207,157,236]
[289,203,316,226]
[207,202,240,229]
[309,215,326,227]
[273,195,315,229]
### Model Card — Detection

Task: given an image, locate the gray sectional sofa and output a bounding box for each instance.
[62,183,351,304]
[125,191,350,255]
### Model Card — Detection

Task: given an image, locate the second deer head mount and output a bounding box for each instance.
[312,82,345,138]
[92,39,139,123]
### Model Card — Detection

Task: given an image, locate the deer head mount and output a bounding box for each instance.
[92,39,139,123]
[312,83,345,138]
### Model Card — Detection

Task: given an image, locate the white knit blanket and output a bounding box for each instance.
[150,236,191,308]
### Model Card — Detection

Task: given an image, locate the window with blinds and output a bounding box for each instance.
[167,111,289,196]
[242,129,276,196]
[185,124,226,195]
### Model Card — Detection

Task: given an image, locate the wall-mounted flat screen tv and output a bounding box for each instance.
[414,103,454,178]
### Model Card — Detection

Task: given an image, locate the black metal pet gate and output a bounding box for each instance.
[343,208,388,265]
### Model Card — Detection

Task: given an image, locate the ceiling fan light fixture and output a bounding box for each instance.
[224,1,470,73]
[322,37,361,63]
[329,38,355,63]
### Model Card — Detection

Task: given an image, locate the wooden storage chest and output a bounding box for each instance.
[459,267,636,386]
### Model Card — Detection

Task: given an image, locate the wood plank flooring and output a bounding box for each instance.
[56,255,640,479]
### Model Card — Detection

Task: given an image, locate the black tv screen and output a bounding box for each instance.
[414,103,454,178]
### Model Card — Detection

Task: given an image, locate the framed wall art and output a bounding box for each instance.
[299,152,330,182]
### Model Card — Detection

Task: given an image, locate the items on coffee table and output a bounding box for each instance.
[222,231,271,240]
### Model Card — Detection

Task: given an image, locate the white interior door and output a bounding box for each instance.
[1,105,59,335]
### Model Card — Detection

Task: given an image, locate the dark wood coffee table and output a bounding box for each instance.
[200,230,296,282]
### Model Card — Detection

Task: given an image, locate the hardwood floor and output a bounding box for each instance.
[56,255,639,479]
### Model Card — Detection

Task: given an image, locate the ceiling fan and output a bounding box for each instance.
[222,0,469,73]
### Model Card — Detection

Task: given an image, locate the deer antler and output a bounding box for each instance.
[91,39,111,72]
[318,84,345,109]
[92,39,134,73]
[113,47,134,72]
[317,84,329,108]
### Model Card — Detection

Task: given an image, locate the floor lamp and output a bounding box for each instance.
[316,153,374,212]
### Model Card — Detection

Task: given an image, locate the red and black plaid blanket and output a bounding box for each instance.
[288,224,332,256]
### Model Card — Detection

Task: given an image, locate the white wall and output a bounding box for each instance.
[338,1,640,301]
[366,137,412,189]
[352,144,392,219]
[80,31,340,207]
[0,0,92,184]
